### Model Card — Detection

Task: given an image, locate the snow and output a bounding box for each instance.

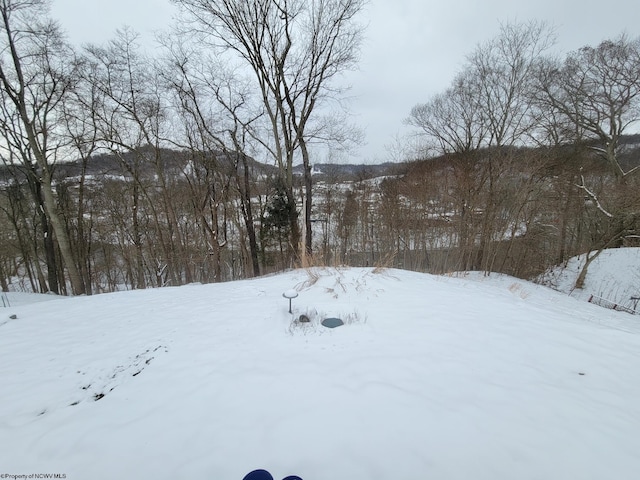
[2,262,640,480]
[539,247,640,306]
[283,289,299,299]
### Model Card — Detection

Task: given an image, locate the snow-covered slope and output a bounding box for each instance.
[538,247,640,308]
[1,267,639,480]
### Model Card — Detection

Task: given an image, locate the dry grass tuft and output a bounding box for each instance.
[373,250,397,274]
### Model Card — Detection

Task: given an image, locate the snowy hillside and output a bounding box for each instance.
[1,267,640,480]
[538,247,640,309]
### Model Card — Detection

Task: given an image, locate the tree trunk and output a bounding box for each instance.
[301,140,313,256]
[131,179,146,289]
[39,169,86,295]
[76,157,92,295]
[0,260,8,292]
[19,168,60,294]
[239,153,260,277]
[284,184,301,264]
[40,204,60,294]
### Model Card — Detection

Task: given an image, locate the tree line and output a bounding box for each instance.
[1,3,639,295]
[405,21,640,286]
[0,0,365,294]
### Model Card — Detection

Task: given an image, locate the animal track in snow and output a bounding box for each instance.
[70,345,168,407]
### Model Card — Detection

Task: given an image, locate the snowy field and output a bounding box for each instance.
[1,258,640,479]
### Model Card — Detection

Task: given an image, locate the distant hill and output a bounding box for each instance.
[0,148,406,185]
[293,162,408,182]
[2,133,638,185]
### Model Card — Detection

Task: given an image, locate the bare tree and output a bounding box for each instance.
[160,35,261,277]
[408,74,489,270]
[470,21,555,272]
[468,20,556,148]
[81,30,153,289]
[83,29,201,287]
[0,0,85,294]
[532,35,640,286]
[172,0,366,261]
[537,34,640,179]
[408,70,488,155]
[57,55,106,295]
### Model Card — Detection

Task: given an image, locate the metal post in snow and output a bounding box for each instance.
[282,289,298,314]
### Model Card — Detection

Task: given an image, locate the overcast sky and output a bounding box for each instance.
[52,0,640,164]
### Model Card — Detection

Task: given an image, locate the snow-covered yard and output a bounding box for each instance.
[1,259,640,480]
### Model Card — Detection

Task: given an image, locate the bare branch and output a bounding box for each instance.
[576,175,614,218]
